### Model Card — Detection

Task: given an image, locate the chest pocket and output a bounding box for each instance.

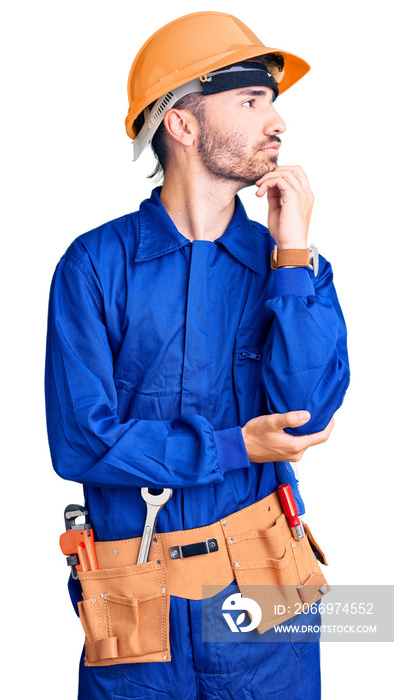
[233,327,270,425]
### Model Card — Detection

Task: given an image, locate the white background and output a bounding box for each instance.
[2,0,393,697]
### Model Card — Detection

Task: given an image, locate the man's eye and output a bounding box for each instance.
[242,99,255,108]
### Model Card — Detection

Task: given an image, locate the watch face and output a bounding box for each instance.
[309,245,319,277]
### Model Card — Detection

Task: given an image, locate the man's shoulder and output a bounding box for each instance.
[62,209,140,271]
[69,209,139,252]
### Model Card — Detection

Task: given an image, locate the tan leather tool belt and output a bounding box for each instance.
[77,490,329,667]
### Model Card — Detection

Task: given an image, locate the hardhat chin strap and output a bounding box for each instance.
[132,78,203,161]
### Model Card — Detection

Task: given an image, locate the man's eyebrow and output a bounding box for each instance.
[236,89,269,97]
[236,88,273,104]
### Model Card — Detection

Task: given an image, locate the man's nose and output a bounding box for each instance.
[263,106,287,136]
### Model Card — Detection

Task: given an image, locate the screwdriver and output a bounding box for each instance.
[278,483,305,540]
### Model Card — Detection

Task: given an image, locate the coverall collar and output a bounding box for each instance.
[136,187,261,273]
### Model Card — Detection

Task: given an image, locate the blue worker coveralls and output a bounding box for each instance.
[45,187,350,699]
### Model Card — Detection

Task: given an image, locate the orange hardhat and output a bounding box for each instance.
[126,11,310,158]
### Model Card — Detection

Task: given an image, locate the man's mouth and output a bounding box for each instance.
[258,139,281,155]
[259,138,281,156]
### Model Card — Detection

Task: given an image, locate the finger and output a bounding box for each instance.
[256,170,301,185]
[256,166,309,187]
[283,167,312,196]
[273,411,311,430]
[257,167,313,200]
[256,173,302,198]
[266,186,282,209]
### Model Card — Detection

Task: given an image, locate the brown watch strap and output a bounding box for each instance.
[270,245,310,270]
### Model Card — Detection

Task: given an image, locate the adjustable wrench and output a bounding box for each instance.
[137,488,172,564]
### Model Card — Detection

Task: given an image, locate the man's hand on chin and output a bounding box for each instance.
[255,165,314,249]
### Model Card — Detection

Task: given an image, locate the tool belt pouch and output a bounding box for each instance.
[77,560,170,667]
[224,510,330,634]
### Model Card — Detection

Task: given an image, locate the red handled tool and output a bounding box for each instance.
[59,504,99,579]
[278,483,305,540]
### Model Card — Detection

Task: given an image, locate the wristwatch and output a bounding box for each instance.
[270,244,319,277]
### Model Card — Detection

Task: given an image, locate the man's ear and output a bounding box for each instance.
[163,109,197,147]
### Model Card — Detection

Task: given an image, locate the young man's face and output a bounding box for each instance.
[196,86,286,187]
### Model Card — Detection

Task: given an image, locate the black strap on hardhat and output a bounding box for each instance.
[200,61,280,100]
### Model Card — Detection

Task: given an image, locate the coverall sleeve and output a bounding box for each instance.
[262,261,350,436]
[45,256,249,489]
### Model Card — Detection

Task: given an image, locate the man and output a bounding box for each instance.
[45,11,349,700]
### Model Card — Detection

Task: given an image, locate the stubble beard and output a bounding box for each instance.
[197,119,278,187]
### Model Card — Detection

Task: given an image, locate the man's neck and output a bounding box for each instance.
[159,165,241,242]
